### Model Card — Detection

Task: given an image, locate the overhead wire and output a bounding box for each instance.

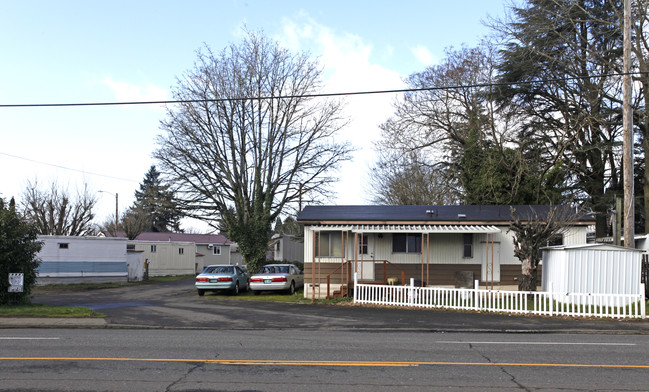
[0,151,139,183]
[0,70,645,182]
[0,71,645,108]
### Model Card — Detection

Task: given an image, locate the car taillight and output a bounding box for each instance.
[196,277,209,282]
[272,277,287,282]
[218,277,233,282]
[250,278,263,282]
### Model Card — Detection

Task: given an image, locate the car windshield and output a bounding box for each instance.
[260,266,289,274]
[204,266,233,274]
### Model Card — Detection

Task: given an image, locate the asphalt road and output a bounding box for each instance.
[6,279,649,391]
[30,277,649,333]
[1,329,648,391]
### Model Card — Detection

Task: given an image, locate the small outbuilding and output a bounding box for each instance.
[541,243,644,296]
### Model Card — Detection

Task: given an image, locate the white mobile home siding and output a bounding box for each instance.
[132,241,196,276]
[273,235,304,263]
[37,235,128,284]
[303,226,588,266]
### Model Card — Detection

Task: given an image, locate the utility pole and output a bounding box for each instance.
[623,0,635,247]
[115,193,119,233]
[99,191,119,233]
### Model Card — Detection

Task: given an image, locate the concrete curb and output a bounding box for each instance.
[2,318,649,335]
[0,318,107,328]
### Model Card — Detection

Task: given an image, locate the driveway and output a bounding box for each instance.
[32,277,649,333]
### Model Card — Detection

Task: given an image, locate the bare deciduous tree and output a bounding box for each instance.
[155,31,352,273]
[21,180,97,236]
[369,150,460,205]
[508,205,576,292]
[120,206,151,240]
[375,43,555,205]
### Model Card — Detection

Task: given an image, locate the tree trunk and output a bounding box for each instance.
[518,256,537,292]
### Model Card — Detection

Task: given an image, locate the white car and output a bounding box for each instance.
[249,264,304,295]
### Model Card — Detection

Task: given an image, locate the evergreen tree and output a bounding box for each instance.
[495,0,625,237]
[0,197,42,305]
[133,165,182,232]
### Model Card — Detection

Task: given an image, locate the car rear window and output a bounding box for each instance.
[204,266,233,274]
[260,266,290,274]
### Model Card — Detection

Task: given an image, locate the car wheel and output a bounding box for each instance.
[197,289,205,297]
[232,282,239,296]
[288,281,295,295]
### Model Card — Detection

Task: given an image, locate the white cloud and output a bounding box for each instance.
[278,14,406,205]
[101,77,168,110]
[411,45,435,67]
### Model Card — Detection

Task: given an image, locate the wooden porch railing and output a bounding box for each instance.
[324,260,406,299]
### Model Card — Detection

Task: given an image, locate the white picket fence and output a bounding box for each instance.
[353,274,647,319]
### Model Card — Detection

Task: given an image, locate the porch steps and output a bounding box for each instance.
[331,285,348,299]
[304,283,348,299]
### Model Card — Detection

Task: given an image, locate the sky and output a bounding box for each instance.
[0,0,509,232]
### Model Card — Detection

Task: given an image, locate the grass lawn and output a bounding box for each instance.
[0,304,105,318]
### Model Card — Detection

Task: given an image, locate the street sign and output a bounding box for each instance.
[8,273,24,293]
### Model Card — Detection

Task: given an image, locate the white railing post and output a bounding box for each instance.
[409,278,414,306]
[353,273,358,303]
[549,282,554,317]
[641,283,646,319]
[474,280,479,311]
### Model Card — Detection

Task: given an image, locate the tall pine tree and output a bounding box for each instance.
[133,165,182,233]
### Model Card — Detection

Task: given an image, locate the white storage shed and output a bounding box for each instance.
[541,243,643,295]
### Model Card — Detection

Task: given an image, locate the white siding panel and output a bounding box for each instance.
[563,227,588,245]
[542,246,642,295]
[39,235,127,262]
[134,241,196,276]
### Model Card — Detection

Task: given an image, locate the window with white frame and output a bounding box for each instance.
[179,248,184,255]
[213,246,221,255]
[151,245,157,253]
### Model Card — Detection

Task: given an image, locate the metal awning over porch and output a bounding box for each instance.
[310,224,501,234]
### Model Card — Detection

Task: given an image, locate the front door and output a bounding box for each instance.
[481,241,501,284]
[357,233,375,281]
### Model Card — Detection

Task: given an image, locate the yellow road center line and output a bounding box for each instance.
[0,357,648,369]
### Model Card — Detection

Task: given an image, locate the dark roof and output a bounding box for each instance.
[297,205,595,224]
[110,232,231,245]
[137,232,231,244]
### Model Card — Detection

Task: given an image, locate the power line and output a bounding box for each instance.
[0,72,645,108]
[0,151,139,183]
